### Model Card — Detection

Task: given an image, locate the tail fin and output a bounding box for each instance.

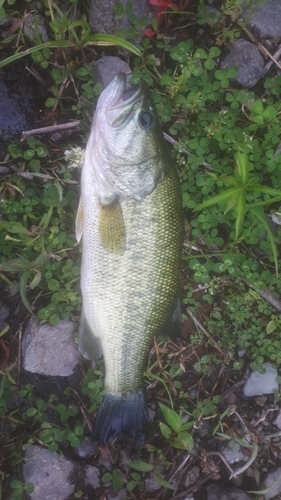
[95,391,149,446]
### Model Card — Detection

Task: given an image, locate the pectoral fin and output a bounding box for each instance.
[98,198,125,253]
[75,197,84,243]
[78,309,103,360]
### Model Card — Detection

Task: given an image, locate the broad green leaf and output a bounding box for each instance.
[0,258,28,272]
[263,105,276,120]
[266,320,277,334]
[159,403,182,432]
[112,469,124,491]
[128,460,154,472]
[209,46,221,58]
[178,430,194,451]
[160,422,172,439]
[194,48,208,59]
[24,483,34,494]
[102,472,112,483]
[154,469,174,490]
[251,100,263,114]
[252,115,264,125]
[127,480,137,492]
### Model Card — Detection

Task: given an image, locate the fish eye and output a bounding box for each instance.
[139,111,154,129]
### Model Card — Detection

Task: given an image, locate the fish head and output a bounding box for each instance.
[89,73,167,201]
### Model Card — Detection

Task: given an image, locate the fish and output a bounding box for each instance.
[76,73,183,445]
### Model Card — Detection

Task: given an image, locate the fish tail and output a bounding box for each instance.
[95,391,149,446]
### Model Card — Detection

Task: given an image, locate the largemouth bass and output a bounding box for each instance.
[76,73,183,444]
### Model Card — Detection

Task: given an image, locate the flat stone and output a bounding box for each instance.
[84,465,101,489]
[107,488,127,500]
[243,362,278,397]
[243,0,281,40]
[274,410,281,429]
[23,12,49,42]
[75,436,97,458]
[23,445,76,500]
[219,440,247,464]
[207,483,252,500]
[262,467,281,499]
[89,0,152,38]
[221,39,264,88]
[22,317,80,376]
[184,466,200,487]
[144,474,161,493]
[93,56,132,89]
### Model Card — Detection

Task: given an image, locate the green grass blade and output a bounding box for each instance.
[0,35,141,69]
[250,209,279,278]
[250,195,281,208]
[19,271,34,314]
[249,184,281,197]
[0,40,74,68]
[235,192,246,240]
[195,187,242,211]
[85,34,141,56]
[236,152,249,185]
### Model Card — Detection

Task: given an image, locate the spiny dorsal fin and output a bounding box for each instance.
[98,198,125,253]
[75,197,84,243]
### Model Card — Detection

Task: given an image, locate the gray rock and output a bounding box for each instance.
[93,56,132,89]
[274,409,281,429]
[0,165,11,174]
[75,436,97,458]
[219,440,247,464]
[23,12,49,42]
[184,466,200,487]
[207,483,252,500]
[221,39,264,88]
[89,0,152,34]
[145,473,161,492]
[107,488,127,500]
[262,467,281,499]
[22,317,80,376]
[205,6,225,26]
[84,465,101,489]
[243,0,281,40]
[0,300,9,331]
[23,445,76,500]
[243,362,279,397]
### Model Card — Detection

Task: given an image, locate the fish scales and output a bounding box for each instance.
[76,73,183,444]
[81,165,182,394]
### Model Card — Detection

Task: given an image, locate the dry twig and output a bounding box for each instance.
[185,308,225,355]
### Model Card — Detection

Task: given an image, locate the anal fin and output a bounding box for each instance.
[78,309,103,360]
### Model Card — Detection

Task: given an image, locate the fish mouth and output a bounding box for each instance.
[110,73,143,110]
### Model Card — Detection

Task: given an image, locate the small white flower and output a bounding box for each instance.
[64,147,85,169]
